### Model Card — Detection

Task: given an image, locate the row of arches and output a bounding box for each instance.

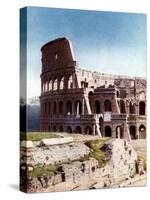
[43,123,146,139]
[130,124,146,139]
[91,98,145,115]
[42,74,74,92]
[42,99,83,116]
[47,125,92,135]
[89,99,112,114]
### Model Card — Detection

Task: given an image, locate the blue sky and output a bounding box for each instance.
[22,7,147,97]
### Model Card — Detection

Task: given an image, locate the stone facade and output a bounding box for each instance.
[40,37,146,141]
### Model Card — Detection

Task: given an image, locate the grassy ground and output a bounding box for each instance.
[20,132,60,141]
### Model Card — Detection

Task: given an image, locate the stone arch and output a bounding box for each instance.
[67,74,73,89]
[66,100,72,115]
[53,126,57,132]
[44,102,47,116]
[129,102,136,114]
[120,100,126,113]
[105,126,112,137]
[67,126,72,133]
[75,100,82,115]
[48,125,51,132]
[53,78,58,90]
[104,100,112,112]
[85,126,92,135]
[95,100,100,114]
[48,80,52,91]
[53,101,57,114]
[116,126,123,139]
[48,101,51,115]
[43,81,47,92]
[129,125,136,139]
[59,126,63,132]
[75,126,82,134]
[139,101,145,115]
[59,101,63,114]
[139,124,146,139]
[59,76,64,90]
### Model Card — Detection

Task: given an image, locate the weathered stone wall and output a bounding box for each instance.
[20,138,146,193]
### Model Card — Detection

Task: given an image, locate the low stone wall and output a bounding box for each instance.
[20,138,146,193]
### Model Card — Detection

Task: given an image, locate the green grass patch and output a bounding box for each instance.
[28,164,57,177]
[20,132,60,141]
[85,139,110,168]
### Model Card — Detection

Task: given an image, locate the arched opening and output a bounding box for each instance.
[105,126,112,137]
[59,126,63,132]
[104,100,112,112]
[59,101,63,114]
[48,102,51,115]
[66,100,72,115]
[75,100,82,115]
[130,126,136,139]
[85,126,92,135]
[59,76,64,90]
[45,81,48,92]
[44,102,47,116]
[53,78,58,90]
[129,102,136,114]
[116,126,123,139]
[120,100,126,113]
[75,126,82,134]
[67,126,72,133]
[139,101,145,115]
[53,126,57,132]
[99,117,104,136]
[95,100,100,114]
[48,125,51,132]
[139,124,146,139]
[53,101,57,115]
[49,80,52,91]
[67,74,73,89]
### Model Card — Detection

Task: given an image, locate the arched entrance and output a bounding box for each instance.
[105,126,112,137]
[139,101,145,115]
[59,101,63,114]
[66,100,72,115]
[130,125,136,139]
[59,76,64,90]
[104,100,112,112]
[139,125,146,139]
[75,126,82,134]
[59,126,63,132]
[67,126,72,133]
[95,100,100,114]
[53,126,57,132]
[85,126,92,135]
[129,102,136,114]
[67,74,73,89]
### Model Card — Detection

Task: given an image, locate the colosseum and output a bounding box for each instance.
[40,37,146,141]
